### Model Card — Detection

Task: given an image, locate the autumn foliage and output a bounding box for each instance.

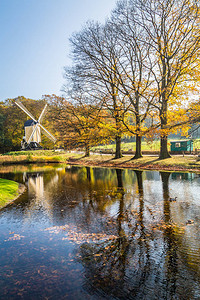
[1,1,200,157]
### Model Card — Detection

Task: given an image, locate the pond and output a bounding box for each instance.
[0,164,200,299]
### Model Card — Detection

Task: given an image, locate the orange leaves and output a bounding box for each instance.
[45,224,118,245]
[5,233,25,242]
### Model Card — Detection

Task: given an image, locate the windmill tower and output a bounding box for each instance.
[15,100,56,150]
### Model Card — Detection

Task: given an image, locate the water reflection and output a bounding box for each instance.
[24,172,45,199]
[0,165,200,299]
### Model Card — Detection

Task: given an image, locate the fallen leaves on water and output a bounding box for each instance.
[5,234,25,242]
[44,224,118,245]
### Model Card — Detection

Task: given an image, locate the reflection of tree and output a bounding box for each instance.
[78,169,128,296]
[78,169,153,299]
[134,170,151,292]
[115,169,130,283]
[77,169,200,299]
[76,169,197,299]
[116,168,123,189]
[54,167,122,231]
[135,170,144,229]
[160,171,178,299]
[116,169,125,234]
[86,166,91,182]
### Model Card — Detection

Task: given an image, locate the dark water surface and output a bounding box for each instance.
[0,164,200,300]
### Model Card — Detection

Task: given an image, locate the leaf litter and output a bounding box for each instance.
[44,224,118,244]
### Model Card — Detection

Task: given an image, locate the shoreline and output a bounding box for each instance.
[0,183,26,210]
[0,153,199,207]
[66,157,200,173]
[0,152,200,173]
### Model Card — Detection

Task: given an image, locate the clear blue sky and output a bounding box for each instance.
[0,0,117,101]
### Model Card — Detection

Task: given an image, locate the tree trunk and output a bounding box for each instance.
[115,135,122,159]
[85,143,90,157]
[132,134,142,159]
[159,135,171,159]
[159,100,171,159]
[132,101,142,159]
[159,114,171,159]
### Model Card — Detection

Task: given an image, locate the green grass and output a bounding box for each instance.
[0,150,82,165]
[3,150,56,156]
[92,139,200,152]
[92,140,158,152]
[2,139,200,157]
[0,178,19,207]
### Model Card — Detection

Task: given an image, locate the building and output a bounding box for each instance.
[170,140,193,153]
[24,120,41,143]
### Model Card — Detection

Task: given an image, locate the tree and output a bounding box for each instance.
[129,0,200,158]
[0,103,11,153]
[67,21,128,158]
[109,3,157,158]
[45,94,112,156]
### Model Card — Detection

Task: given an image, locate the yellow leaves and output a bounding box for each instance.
[168,108,187,123]
[181,126,190,137]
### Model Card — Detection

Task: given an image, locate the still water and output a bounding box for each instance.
[0,164,200,300]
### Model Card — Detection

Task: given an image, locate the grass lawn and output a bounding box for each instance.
[0,150,72,164]
[92,141,161,151]
[92,139,200,152]
[0,178,19,207]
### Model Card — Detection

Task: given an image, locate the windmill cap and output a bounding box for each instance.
[24,120,37,127]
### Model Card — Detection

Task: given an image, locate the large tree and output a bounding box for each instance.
[109,3,156,159]
[129,0,200,158]
[67,21,128,158]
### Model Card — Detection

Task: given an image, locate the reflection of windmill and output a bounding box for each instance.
[23,171,60,219]
[15,100,56,150]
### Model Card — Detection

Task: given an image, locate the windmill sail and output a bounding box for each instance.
[38,104,47,123]
[40,124,57,143]
[15,100,37,122]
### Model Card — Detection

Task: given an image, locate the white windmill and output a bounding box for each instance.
[15,100,56,150]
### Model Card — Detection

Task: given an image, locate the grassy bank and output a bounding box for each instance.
[0,150,71,165]
[0,178,23,207]
[0,150,200,172]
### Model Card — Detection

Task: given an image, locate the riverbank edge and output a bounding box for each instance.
[66,158,200,173]
[0,153,200,173]
[0,183,26,210]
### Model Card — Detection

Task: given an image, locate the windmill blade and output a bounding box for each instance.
[39,124,57,143]
[28,123,39,144]
[15,100,37,122]
[38,104,47,123]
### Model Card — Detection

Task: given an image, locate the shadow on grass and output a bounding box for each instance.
[67,154,174,169]
[96,156,161,167]
[116,157,160,166]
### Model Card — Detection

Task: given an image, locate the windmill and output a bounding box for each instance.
[15,100,56,150]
